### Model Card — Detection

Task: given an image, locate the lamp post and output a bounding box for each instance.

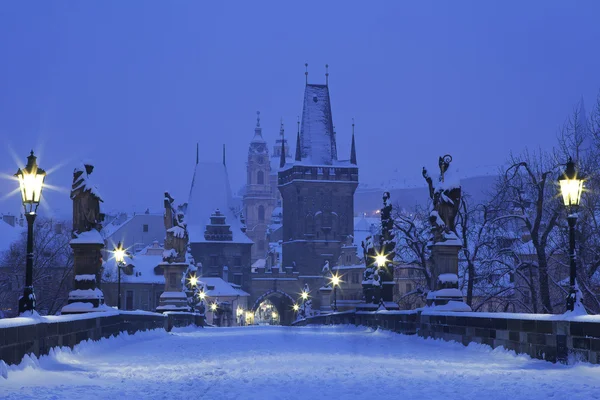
[113,242,126,310]
[559,157,584,312]
[329,273,341,312]
[300,290,309,318]
[15,151,46,315]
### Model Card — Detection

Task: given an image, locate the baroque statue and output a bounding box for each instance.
[163,192,189,263]
[71,163,104,235]
[422,155,461,243]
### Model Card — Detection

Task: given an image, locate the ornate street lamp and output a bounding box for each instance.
[329,273,341,312]
[113,242,126,310]
[15,151,46,314]
[559,157,584,312]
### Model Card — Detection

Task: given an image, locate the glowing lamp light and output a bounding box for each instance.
[301,291,309,301]
[236,307,243,317]
[559,158,584,208]
[15,151,46,214]
[272,312,278,319]
[293,304,299,312]
[113,242,126,265]
[330,273,341,287]
[375,252,388,267]
[188,275,198,288]
[197,291,206,300]
[210,303,218,312]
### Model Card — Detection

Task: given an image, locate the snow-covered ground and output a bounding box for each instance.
[2,325,600,400]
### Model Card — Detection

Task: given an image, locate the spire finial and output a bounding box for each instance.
[196,143,199,165]
[325,64,329,86]
[305,63,308,84]
[256,111,261,127]
[280,118,284,136]
[223,144,226,166]
[350,118,357,165]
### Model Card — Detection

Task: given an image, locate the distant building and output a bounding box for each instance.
[243,113,277,262]
[186,157,254,294]
[102,211,165,257]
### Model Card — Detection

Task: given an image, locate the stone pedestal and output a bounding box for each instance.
[62,233,107,314]
[319,286,333,313]
[427,241,465,306]
[156,262,190,312]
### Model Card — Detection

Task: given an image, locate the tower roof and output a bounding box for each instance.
[299,83,337,165]
[187,161,252,244]
[251,111,266,144]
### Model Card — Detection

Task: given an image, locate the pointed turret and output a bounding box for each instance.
[251,111,265,144]
[280,124,287,168]
[222,144,226,166]
[350,119,357,165]
[295,128,302,162]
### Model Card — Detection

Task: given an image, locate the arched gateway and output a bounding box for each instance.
[251,289,297,326]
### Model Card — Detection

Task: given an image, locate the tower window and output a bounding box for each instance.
[258,205,265,222]
[257,170,264,185]
[143,224,149,232]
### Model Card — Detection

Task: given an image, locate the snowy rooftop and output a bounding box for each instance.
[186,161,252,244]
[104,244,164,284]
[200,277,249,297]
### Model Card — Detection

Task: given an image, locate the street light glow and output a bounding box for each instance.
[559,158,584,208]
[301,291,309,300]
[198,291,206,300]
[375,252,388,267]
[210,303,218,312]
[113,242,126,265]
[15,151,46,214]
[188,274,198,287]
[293,304,299,312]
[330,273,341,287]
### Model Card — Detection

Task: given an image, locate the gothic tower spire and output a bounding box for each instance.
[350,118,357,165]
[295,116,302,162]
[280,121,286,168]
[223,144,226,166]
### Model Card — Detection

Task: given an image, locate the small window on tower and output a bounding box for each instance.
[143,224,149,233]
[258,205,265,222]
[257,171,264,185]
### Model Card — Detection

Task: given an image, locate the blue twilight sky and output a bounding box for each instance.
[1,1,600,219]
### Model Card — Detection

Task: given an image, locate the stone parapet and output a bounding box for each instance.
[293,310,600,364]
[0,311,204,366]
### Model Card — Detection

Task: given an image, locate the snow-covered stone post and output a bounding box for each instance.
[62,163,107,314]
[156,192,191,313]
[422,155,470,310]
[378,192,399,310]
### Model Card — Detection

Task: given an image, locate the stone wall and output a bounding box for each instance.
[294,310,600,364]
[0,311,204,366]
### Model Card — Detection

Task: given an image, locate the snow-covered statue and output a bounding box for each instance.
[321,260,331,279]
[422,155,461,243]
[361,236,381,304]
[71,163,104,235]
[163,192,188,263]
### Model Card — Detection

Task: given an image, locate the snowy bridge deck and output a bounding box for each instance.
[2,326,599,400]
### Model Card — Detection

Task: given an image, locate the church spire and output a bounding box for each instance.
[350,118,357,165]
[223,144,226,166]
[279,123,286,168]
[295,116,302,162]
[325,64,329,86]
